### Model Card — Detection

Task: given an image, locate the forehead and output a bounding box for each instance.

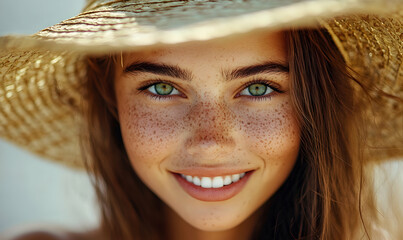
[125,31,287,65]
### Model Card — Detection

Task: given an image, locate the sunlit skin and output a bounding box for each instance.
[114,31,301,240]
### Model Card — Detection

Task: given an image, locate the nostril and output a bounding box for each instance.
[185,129,236,158]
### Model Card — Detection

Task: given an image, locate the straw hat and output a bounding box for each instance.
[0,0,402,169]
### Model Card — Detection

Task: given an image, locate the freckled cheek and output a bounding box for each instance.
[118,104,185,165]
[236,104,300,163]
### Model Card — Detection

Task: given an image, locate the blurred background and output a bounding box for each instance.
[0,0,99,234]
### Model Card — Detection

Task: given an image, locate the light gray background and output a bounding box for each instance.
[0,0,85,34]
[0,0,99,234]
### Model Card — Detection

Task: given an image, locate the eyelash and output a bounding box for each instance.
[236,79,283,101]
[137,79,283,101]
[137,79,181,101]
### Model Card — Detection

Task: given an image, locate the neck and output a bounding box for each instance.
[163,204,260,240]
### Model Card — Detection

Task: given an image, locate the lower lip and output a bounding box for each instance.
[173,171,253,202]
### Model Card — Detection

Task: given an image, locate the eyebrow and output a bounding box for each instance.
[224,61,289,81]
[124,61,289,81]
[124,62,193,81]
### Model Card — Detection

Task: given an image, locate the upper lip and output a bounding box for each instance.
[170,168,256,177]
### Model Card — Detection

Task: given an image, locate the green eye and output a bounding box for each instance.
[154,83,174,95]
[146,82,180,97]
[248,83,267,96]
[239,82,274,97]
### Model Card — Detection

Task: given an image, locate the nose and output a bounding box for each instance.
[184,100,236,160]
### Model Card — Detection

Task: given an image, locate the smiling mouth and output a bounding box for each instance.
[179,172,247,188]
[172,170,254,201]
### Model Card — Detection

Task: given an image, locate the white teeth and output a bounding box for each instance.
[223,176,232,185]
[186,175,193,182]
[180,172,248,188]
[201,177,212,188]
[193,176,201,186]
[231,174,240,182]
[212,177,224,188]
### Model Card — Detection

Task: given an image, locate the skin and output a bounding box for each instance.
[114,31,301,240]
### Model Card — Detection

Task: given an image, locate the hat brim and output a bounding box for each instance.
[0,0,397,54]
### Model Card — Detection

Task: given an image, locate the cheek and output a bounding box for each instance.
[118,102,185,167]
[236,100,300,165]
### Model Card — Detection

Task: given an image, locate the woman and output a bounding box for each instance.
[0,0,402,239]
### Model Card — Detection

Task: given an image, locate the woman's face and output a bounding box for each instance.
[114,31,300,231]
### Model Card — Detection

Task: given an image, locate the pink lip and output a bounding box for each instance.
[171,167,255,177]
[173,171,254,202]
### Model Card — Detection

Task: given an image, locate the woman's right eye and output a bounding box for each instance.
[146,82,180,96]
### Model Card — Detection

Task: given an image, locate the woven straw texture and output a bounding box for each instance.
[0,0,402,169]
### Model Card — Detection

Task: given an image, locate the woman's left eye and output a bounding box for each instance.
[147,83,180,95]
[239,83,273,97]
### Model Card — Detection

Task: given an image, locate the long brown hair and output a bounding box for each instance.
[83,29,372,239]
[251,29,362,239]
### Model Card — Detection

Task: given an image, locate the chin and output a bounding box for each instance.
[186,216,245,232]
[176,203,252,232]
